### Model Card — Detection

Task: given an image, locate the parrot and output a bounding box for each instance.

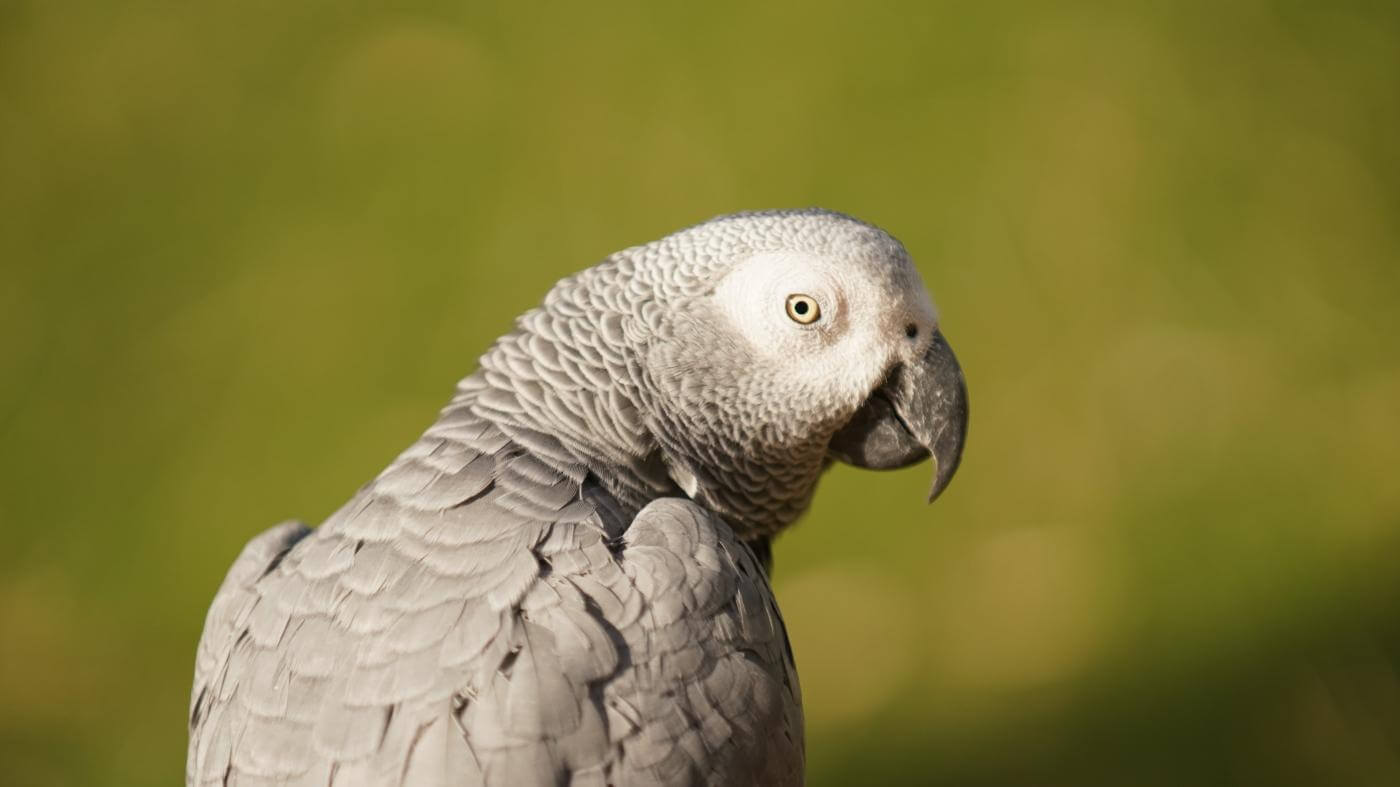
[188,209,968,786]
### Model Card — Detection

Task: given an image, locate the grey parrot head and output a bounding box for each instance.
[583,209,968,536]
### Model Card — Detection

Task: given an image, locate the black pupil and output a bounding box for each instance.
[793,300,809,315]
[905,323,918,338]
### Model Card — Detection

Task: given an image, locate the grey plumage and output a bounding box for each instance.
[189,209,967,786]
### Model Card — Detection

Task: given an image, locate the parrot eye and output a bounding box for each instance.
[785,294,821,325]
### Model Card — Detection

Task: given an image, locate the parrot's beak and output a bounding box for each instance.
[827,330,968,502]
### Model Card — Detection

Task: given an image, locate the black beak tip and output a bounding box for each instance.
[924,379,968,505]
[927,470,948,504]
[929,450,963,498]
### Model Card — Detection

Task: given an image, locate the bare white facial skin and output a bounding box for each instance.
[713,250,940,417]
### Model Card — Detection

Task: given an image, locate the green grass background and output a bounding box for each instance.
[3,1,1399,784]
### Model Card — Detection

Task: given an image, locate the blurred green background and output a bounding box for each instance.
[3,1,1399,784]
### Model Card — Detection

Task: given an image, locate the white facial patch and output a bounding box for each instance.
[713,251,936,353]
[713,252,847,355]
[710,251,936,412]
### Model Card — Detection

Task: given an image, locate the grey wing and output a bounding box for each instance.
[598,498,804,787]
[443,494,804,786]
[186,411,593,786]
[188,520,311,784]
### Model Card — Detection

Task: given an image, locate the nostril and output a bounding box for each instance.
[905,323,919,339]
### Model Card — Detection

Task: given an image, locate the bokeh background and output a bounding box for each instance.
[3,1,1399,784]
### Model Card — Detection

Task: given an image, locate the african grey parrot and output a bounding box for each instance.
[188,209,968,786]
